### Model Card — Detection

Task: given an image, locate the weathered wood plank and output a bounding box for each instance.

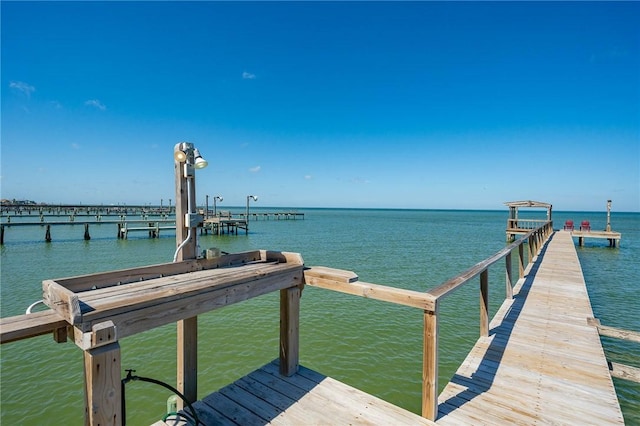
[164,361,436,426]
[0,310,67,344]
[610,361,640,383]
[304,267,436,311]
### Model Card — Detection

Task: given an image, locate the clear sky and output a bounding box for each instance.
[2,1,639,212]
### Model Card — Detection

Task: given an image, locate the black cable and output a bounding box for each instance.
[121,369,201,426]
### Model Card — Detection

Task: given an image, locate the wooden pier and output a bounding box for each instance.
[436,230,624,424]
[505,199,622,247]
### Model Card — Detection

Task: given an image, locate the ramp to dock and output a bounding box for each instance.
[437,230,624,424]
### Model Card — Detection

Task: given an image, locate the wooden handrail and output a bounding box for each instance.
[305,221,553,421]
[427,222,551,301]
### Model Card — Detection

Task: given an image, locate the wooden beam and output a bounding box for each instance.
[177,317,198,409]
[0,310,67,344]
[587,318,640,343]
[609,361,640,383]
[84,341,121,426]
[304,267,436,311]
[505,251,513,300]
[279,286,301,376]
[422,304,439,421]
[480,270,489,337]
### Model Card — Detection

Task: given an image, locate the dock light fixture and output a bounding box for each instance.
[193,149,208,169]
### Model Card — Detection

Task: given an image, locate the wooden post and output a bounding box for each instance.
[0,224,4,245]
[518,243,525,279]
[45,224,52,242]
[505,251,513,300]
[84,342,121,425]
[422,303,439,421]
[174,143,198,408]
[480,270,489,337]
[279,286,301,376]
[84,223,91,240]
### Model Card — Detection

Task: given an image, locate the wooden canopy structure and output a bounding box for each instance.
[504,200,553,242]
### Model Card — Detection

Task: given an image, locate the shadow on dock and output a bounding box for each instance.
[437,234,553,419]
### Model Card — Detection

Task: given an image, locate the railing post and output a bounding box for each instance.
[279,286,301,376]
[480,270,489,337]
[422,302,439,421]
[518,243,525,279]
[83,321,121,426]
[505,251,513,300]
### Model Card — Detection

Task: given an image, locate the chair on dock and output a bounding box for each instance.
[580,220,591,231]
[564,220,574,231]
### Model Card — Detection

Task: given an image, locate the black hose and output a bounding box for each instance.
[121,369,201,426]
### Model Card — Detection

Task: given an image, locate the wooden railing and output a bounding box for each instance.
[305,220,554,420]
[506,218,549,230]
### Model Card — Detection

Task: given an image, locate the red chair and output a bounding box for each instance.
[564,220,574,231]
[580,220,591,231]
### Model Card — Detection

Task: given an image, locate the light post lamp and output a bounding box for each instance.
[213,196,223,217]
[172,141,208,409]
[606,200,612,232]
[246,195,258,223]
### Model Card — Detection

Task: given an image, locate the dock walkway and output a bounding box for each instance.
[436,230,624,424]
[153,360,435,426]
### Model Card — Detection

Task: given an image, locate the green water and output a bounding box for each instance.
[1,209,638,425]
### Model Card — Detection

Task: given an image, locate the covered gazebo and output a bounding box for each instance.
[504,200,553,242]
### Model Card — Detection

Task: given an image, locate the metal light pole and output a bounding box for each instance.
[246,195,258,223]
[213,196,223,216]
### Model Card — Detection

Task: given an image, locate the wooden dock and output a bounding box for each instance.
[570,229,621,247]
[437,230,624,424]
[152,360,435,426]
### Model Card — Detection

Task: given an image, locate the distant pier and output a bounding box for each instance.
[0,207,303,244]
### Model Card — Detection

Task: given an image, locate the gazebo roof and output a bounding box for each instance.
[504,200,552,209]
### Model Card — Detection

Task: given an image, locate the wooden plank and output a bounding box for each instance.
[0,310,67,344]
[73,267,304,347]
[304,267,436,311]
[588,317,640,343]
[46,250,264,293]
[610,361,640,383]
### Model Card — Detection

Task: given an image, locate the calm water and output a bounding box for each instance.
[1,208,638,425]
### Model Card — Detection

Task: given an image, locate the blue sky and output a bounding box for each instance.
[2,2,639,211]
